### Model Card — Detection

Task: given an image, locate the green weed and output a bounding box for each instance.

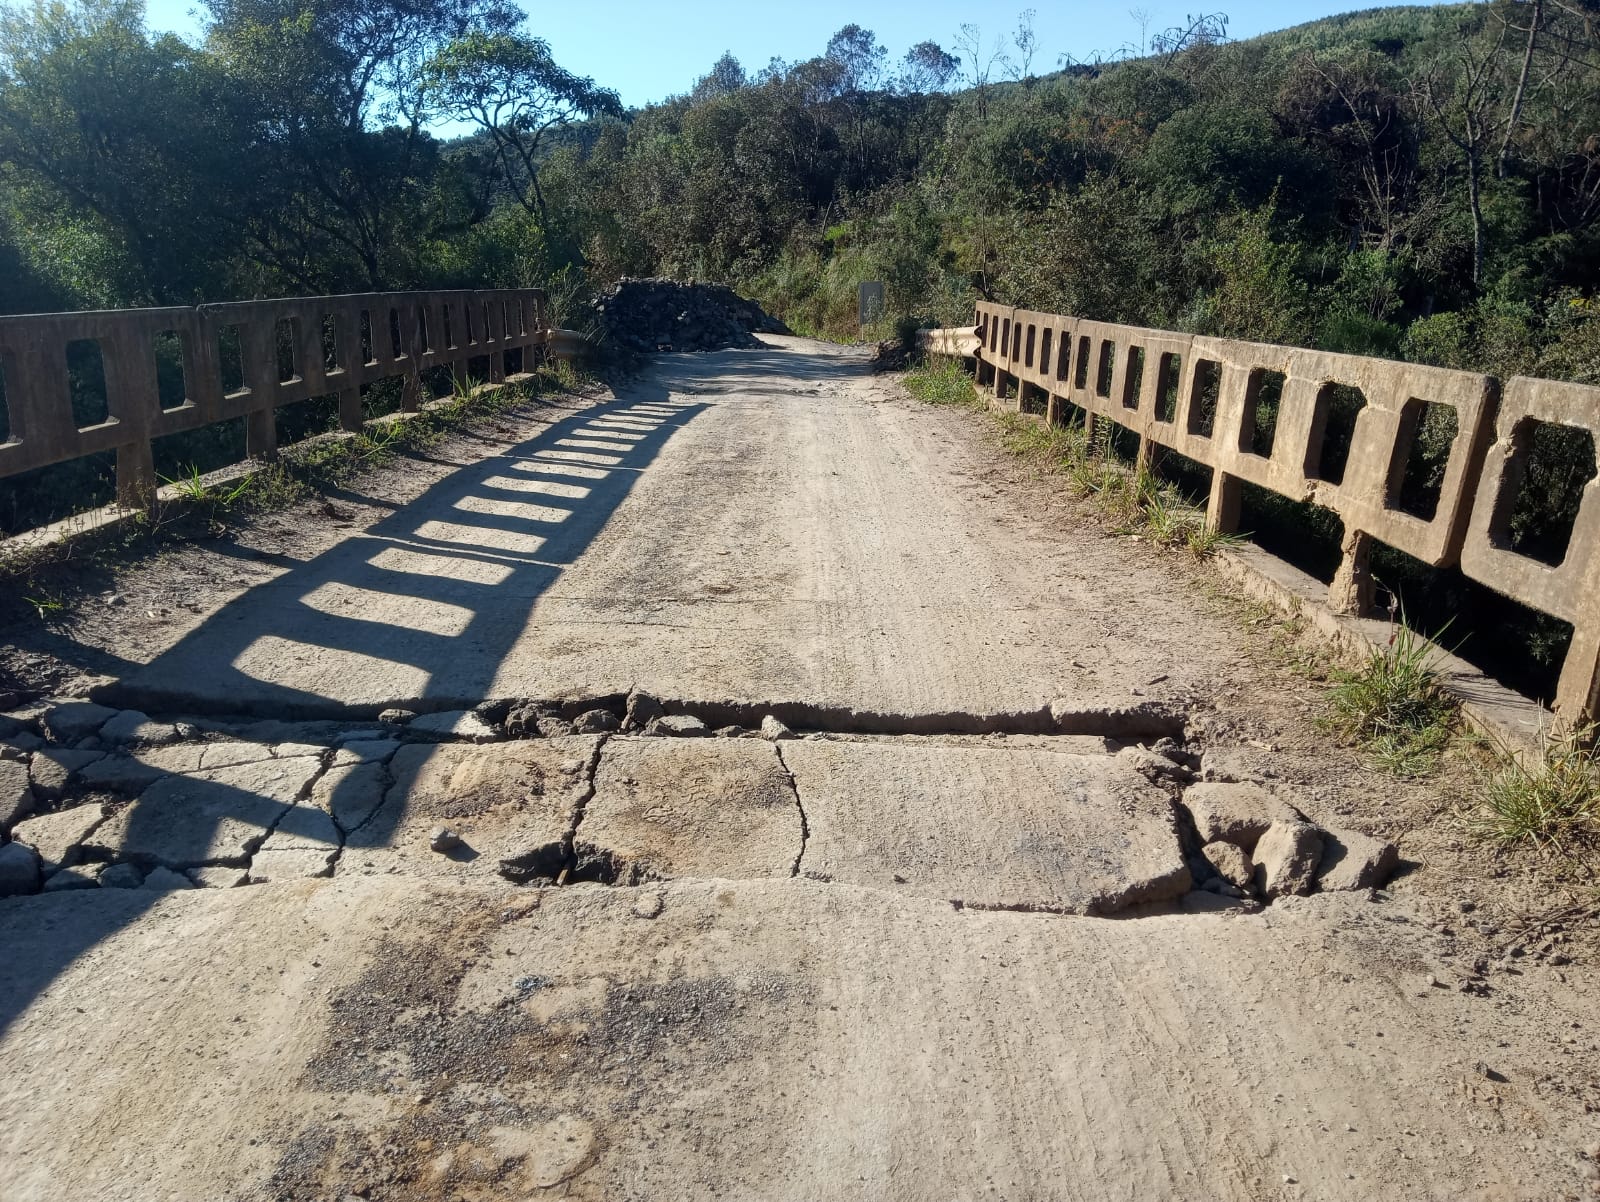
[1469,727,1600,862]
[1324,619,1458,776]
[903,356,977,405]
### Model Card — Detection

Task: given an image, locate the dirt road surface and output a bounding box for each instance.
[1,337,1596,1201]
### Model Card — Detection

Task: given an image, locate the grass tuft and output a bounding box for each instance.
[903,356,978,405]
[1469,727,1600,862]
[1323,619,1457,776]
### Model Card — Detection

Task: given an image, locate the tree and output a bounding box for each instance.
[0,0,250,303]
[692,52,746,103]
[424,31,620,227]
[825,24,886,95]
[896,41,959,94]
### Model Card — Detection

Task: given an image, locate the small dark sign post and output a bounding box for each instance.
[858,281,885,328]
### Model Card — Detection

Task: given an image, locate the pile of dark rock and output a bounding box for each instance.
[591,278,789,353]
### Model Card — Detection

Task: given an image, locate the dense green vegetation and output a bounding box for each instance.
[3,1,1598,386]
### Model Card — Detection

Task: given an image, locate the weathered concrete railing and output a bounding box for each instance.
[0,288,556,510]
[920,307,1600,730]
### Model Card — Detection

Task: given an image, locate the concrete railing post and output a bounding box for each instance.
[1329,528,1376,616]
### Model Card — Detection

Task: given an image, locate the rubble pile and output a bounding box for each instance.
[592,278,789,353]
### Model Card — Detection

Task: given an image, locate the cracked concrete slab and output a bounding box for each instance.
[0,876,1587,1202]
[340,737,599,880]
[783,739,1192,913]
[582,736,800,881]
[88,755,323,869]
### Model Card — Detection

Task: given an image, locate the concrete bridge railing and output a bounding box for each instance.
[921,305,1600,732]
[0,288,565,512]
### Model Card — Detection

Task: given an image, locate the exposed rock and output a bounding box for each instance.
[2,759,37,828]
[27,748,105,801]
[1201,840,1254,890]
[41,701,119,743]
[1183,782,1305,852]
[572,709,621,734]
[713,725,745,738]
[537,715,575,738]
[1316,827,1400,892]
[1252,821,1324,900]
[99,710,179,747]
[378,708,417,725]
[592,278,787,354]
[760,715,796,741]
[408,710,497,743]
[98,863,145,888]
[632,892,665,919]
[646,714,709,738]
[42,865,99,891]
[142,866,196,890]
[430,826,462,853]
[0,839,42,896]
[623,691,664,732]
[10,804,103,869]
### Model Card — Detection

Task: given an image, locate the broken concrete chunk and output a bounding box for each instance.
[98,863,145,889]
[759,715,796,741]
[248,848,336,883]
[41,701,119,743]
[0,714,28,740]
[623,691,664,732]
[314,761,389,833]
[378,708,417,725]
[1316,827,1400,892]
[1,759,37,828]
[572,709,621,734]
[27,748,105,801]
[408,710,497,742]
[536,715,575,738]
[271,742,327,761]
[0,732,45,760]
[99,711,179,747]
[1116,745,1192,784]
[1252,821,1324,900]
[77,755,167,794]
[712,725,745,738]
[1201,840,1254,890]
[42,865,100,891]
[91,756,323,869]
[646,714,708,738]
[10,804,103,869]
[0,840,42,896]
[1183,782,1305,852]
[198,742,275,771]
[333,739,400,767]
[186,865,249,889]
[429,826,462,853]
[142,866,196,890]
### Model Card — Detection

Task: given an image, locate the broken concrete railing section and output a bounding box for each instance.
[0,693,1395,911]
[920,304,1600,734]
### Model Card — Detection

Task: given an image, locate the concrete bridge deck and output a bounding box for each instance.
[0,338,1594,1201]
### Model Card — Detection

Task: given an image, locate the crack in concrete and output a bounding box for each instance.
[771,743,808,878]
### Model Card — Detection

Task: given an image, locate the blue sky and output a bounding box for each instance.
[144,0,1442,109]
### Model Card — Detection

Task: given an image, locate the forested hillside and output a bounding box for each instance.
[3,0,1599,387]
